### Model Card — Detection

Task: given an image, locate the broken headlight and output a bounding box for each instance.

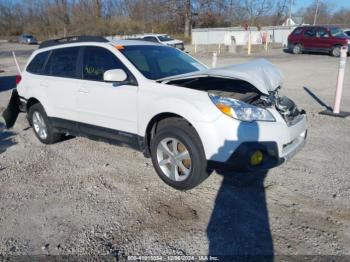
[209,94,275,122]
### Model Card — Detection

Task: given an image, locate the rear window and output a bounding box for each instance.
[143,37,159,43]
[304,28,316,37]
[292,28,303,36]
[44,47,80,78]
[27,51,49,74]
[158,35,174,42]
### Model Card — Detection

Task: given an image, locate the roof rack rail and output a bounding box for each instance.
[39,35,108,49]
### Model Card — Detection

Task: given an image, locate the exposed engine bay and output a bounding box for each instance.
[167,76,305,125]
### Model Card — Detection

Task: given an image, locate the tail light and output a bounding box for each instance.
[15,75,22,85]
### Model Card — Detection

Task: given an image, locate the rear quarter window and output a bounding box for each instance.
[26,51,49,74]
[292,28,303,36]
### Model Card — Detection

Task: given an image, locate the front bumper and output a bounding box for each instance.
[193,107,308,172]
[208,129,307,172]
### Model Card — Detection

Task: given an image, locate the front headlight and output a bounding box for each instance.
[209,94,275,122]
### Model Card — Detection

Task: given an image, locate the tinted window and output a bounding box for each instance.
[44,47,79,78]
[158,35,174,42]
[292,28,303,36]
[316,28,329,38]
[120,45,206,80]
[304,28,316,37]
[330,27,347,38]
[143,37,159,43]
[27,51,49,74]
[83,46,126,81]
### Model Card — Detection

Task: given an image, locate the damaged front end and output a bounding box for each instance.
[162,59,305,125]
[252,90,306,126]
[165,76,305,125]
[2,89,21,129]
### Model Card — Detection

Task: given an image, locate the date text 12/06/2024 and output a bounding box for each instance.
[127,255,219,261]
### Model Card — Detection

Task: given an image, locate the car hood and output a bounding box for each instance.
[160,59,284,95]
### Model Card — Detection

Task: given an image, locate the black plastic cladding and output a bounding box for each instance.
[39,36,108,49]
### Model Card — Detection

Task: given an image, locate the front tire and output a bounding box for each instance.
[150,118,209,190]
[28,103,62,144]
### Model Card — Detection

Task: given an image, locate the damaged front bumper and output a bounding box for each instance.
[208,129,307,172]
[197,108,308,172]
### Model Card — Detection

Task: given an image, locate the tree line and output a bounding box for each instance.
[0,0,349,40]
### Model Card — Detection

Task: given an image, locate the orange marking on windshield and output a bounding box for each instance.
[115,45,124,50]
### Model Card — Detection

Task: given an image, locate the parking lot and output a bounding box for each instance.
[0,42,350,257]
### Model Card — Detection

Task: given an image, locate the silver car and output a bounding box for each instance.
[18,34,38,45]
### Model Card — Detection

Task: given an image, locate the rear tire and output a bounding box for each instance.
[28,103,62,144]
[292,44,302,54]
[150,118,209,190]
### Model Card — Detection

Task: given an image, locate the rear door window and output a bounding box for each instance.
[304,28,316,37]
[82,46,128,82]
[44,47,80,78]
[27,51,49,74]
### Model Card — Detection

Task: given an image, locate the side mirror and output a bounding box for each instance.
[103,69,127,82]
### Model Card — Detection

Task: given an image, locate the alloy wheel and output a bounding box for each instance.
[156,137,192,182]
[32,111,48,140]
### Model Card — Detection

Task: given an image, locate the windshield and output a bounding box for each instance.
[120,45,206,80]
[330,28,347,38]
[158,35,174,42]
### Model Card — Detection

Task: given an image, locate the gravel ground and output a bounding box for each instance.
[0,43,350,259]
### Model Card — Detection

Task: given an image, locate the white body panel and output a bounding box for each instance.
[77,80,138,133]
[17,40,307,165]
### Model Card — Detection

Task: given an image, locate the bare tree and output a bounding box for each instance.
[302,0,333,25]
[240,0,273,25]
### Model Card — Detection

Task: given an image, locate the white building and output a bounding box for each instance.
[191,26,297,47]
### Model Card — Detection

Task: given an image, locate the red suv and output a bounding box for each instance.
[288,26,349,57]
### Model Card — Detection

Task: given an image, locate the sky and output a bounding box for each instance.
[294,0,350,12]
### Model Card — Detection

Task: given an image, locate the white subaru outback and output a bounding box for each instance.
[3,36,307,190]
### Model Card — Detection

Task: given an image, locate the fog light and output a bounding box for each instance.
[250,150,264,166]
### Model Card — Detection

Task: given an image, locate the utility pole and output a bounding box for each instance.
[313,0,320,25]
[289,0,292,26]
[184,0,191,37]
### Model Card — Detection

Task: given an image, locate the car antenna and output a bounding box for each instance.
[12,51,21,75]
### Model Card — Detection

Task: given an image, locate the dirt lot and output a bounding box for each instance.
[0,42,350,259]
